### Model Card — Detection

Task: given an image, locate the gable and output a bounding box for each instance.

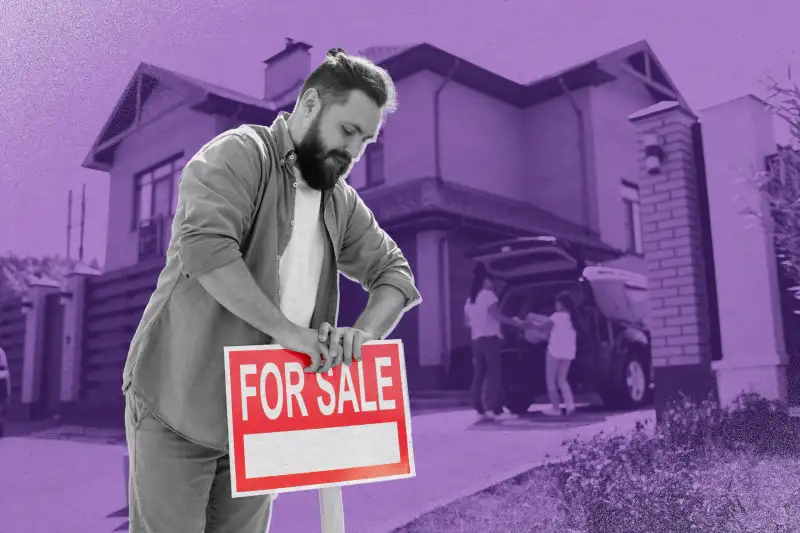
[136,80,189,125]
[612,42,687,107]
[83,66,204,171]
[96,71,159,148]
[83,63,277,172]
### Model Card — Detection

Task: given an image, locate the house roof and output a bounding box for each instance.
[82,63,278,171]
[360,43,617,108]
[83,39,686,171]
[359,39,686,108]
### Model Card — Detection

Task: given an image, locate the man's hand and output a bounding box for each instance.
[279,326,333,373]
[317,323,373,370]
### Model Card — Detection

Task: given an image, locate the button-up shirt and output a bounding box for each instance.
[122,113,421,451]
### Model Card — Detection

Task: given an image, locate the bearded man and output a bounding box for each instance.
[122,47,420,533]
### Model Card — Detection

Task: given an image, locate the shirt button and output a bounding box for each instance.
[290,220,295,226]
[293,182,298,188]
[277,290,282,296]
[277,254,281,260]
[280,159,285,165]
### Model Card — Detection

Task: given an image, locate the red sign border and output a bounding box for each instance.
[223,339,416,498]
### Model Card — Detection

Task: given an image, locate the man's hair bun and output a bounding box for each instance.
[326,47,346,57]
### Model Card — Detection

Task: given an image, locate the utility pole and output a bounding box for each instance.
[79,183,86,262]
[66,190,73,260]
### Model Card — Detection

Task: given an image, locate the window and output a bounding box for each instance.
[364,134,385,187]
[621,180,643,254]
[132,153,185,230]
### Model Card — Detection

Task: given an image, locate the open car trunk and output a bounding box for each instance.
[468,236,621,283]
[466,237,622,411]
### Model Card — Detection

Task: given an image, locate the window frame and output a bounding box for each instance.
[621,179,643,255]
[131,152,185,231]
[363,133,385,189]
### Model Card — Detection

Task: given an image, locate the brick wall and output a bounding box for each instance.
[629,102,718,410]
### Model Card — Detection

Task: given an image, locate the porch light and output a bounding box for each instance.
[643,134,664,175]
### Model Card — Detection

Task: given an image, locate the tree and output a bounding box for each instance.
[0,253,102,302]
[749,74,800,285]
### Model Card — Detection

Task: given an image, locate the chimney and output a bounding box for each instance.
[263,38,312,108]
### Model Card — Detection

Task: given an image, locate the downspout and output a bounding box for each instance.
[434,58,461,183]
[558,76,592,235]
[438,229,453,381]
[434,58,460,383]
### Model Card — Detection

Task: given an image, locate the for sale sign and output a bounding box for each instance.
[223,340,415,497]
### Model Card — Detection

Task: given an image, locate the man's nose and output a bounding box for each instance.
[346,140,364,159]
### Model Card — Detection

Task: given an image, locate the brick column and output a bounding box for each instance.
[628,101,718,415]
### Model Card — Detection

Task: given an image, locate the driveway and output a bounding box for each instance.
[0,405,654,533]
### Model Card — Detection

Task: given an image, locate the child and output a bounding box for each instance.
[517,292,578,416]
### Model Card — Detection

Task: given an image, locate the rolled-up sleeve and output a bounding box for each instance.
[338,185,422,310]
[175,131,262,279]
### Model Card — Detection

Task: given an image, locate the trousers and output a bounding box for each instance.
[470,335,504,415]
[124,387,273,533]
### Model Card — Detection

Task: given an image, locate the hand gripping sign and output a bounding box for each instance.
[224,340,415,531]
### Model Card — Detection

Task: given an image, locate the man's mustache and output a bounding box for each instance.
[328,152,352,166]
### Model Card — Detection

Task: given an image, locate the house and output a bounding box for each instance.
[77,38,687,401]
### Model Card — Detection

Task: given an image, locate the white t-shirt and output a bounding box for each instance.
[547,311,576,360]
[464,288,503,340]
[278,174,325,328]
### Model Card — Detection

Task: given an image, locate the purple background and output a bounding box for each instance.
[1,0,797,262]
[1,1,799,532]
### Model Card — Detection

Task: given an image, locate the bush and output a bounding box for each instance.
[659,392,800,457]
[553,392,800,533]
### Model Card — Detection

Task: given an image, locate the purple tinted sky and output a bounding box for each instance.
[0,0,797,265]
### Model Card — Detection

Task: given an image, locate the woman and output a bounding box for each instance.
[520,292,578,416]
[464,265,518,421]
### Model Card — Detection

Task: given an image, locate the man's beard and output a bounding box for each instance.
[294,116,352,191]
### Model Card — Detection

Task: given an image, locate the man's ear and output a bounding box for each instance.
[301,88,320,115]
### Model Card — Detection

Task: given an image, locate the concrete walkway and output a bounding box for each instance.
[0,407,654,533]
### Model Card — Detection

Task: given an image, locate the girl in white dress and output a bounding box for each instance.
[518,292,578,416]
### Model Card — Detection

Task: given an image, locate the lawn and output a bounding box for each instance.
[394,393,800,533]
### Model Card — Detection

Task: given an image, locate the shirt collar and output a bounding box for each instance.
[271,111,336,205]
[271,112,298,167]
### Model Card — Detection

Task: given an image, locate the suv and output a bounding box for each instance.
[469,236,654,413]
[0,346,10,437]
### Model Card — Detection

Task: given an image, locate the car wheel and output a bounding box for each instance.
[602,348,651,410]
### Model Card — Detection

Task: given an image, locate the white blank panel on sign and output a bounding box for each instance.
[243,422,402,479]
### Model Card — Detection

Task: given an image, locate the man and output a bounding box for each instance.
[123,47,421,533]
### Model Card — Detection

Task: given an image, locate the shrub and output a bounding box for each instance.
[658,392,800,457]
[553,392,800,533]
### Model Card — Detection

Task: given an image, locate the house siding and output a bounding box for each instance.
[590,76,656,273]
[104,67,653,285]
[104,101,217,272]
[521,88,597,232]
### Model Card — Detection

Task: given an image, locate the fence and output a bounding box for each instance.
[0,261,162,425]
[81,261,161,403]
[0,297,27,417]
